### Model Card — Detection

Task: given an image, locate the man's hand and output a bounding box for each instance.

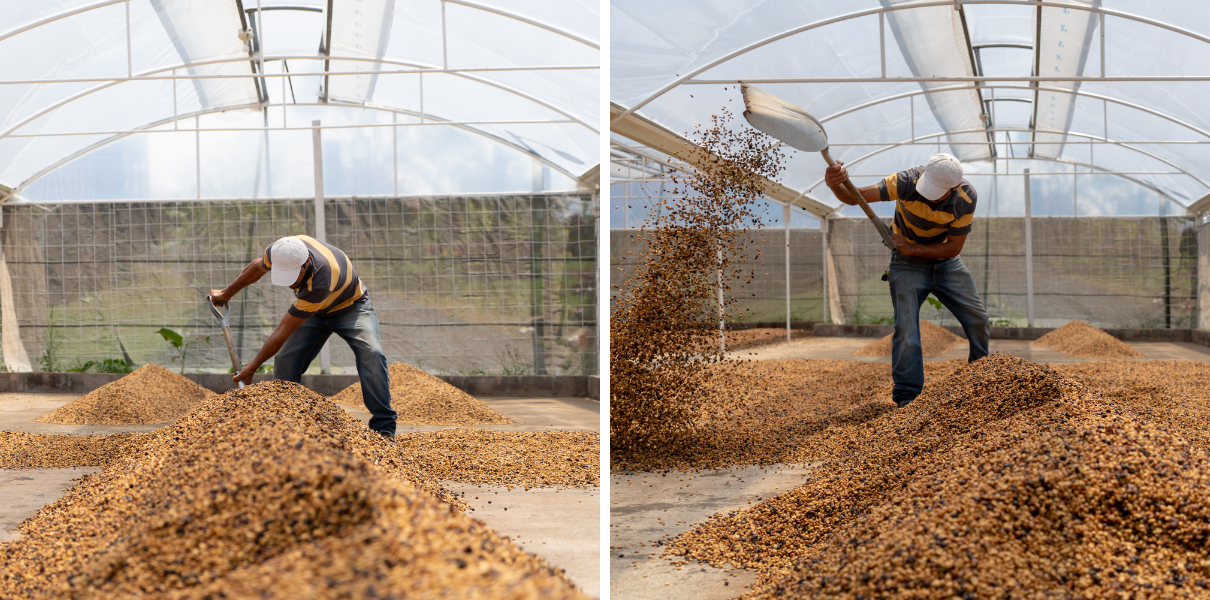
[208,289,231,306]
[233,363,257,385]
[889,232,913,255]
[825,161,849,189]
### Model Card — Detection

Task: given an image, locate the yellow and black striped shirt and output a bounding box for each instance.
[878,165,977,246]
[263,235,366,319]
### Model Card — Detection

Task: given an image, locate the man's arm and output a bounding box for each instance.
[890,232,968,259]
[208,258,269,305]
[233,312,307,384]
[825,161,885,206]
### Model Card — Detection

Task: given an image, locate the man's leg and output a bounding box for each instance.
[888,259,932,408]
[273,317,332,383]
[933,257,991,362]
[330,299,396,435]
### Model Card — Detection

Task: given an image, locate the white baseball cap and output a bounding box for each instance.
[916,153,964,201]
[269,237,309,286]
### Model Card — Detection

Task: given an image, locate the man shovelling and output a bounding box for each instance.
[208,235,397,441]
[825,153,991,408]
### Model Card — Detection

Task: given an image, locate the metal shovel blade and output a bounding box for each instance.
[740,83,829,153]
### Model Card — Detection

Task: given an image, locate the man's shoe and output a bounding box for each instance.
[378,430,396,443]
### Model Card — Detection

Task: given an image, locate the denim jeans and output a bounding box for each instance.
[274,297,396,435]
[888,253,990,407]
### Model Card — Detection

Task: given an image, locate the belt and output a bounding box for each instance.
[895,251,945,265]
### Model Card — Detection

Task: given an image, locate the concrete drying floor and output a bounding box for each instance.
[735,336,1210,363]
[0,392,602,598]
[609,464,814,600]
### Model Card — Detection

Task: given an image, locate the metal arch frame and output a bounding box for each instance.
[5,101,593,202]
[797,127,1204,211]
[0,0,127,45]
[610,0,1210,124]
[442,0,598,50]
[813,84,1210,140]
[0,54,597,144]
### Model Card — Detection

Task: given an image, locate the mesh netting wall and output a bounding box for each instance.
[611,217,1195,331]
[827,216,1197,329]
[0,194,598,375]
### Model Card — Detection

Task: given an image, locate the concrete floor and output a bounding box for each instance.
[736,337,1210,363]
[609,464,814,600]
[452,483,601,598]
[0,392,601,596]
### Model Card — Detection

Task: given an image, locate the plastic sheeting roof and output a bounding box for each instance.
[610,0,1210,215]
[0,0,599,201]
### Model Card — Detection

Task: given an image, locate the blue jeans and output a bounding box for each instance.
[888,253,990,407]
[274,297,396,434]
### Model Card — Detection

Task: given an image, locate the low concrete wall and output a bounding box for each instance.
[586,376,599,401]
[815,323,1207,344]
[726,321,819,331]
[0,372,597,398]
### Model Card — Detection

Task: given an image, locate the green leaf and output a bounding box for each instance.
[157,327,184,348]
[926,296,943,310]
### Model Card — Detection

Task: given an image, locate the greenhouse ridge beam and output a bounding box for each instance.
[608,103,833,219]
[611,1,1210,124]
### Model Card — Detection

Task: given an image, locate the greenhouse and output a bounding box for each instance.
[0,3,602,598]
[609,3,1210,599]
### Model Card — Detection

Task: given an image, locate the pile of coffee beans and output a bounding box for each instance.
[853,320,959,357]
[0,381,586,599]
[35,364,214,425]
[1034,320,1144,358]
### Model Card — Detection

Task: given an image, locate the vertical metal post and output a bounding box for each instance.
[419,73,425,123]
[1099,10,1105,78]
[392,112,398,195]
[910,95,915,141]
[717,248,724,353]
[125,0,132,78]
[1024,168,1034,327]
[440,0,450,70]
[195,115,201,199]
[592,192,597,372]
[312,120,331,374]
[784,203,791,342]
[256,0,266,104]
[879,12,886,79]
[821,217,829,324]
[1073,168,1078,216]
[172,69,178,130]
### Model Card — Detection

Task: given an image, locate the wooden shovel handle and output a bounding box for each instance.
[221,326,245,388]
[821,148,897,250]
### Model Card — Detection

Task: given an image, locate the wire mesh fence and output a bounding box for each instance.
[611,216,1197,331]
[0,193,598,376]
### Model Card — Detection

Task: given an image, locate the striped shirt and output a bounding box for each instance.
[878,165,978,246]
[263,235,366,319]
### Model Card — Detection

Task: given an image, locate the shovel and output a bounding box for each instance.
[206,295,245,388]
[740,83,897,251]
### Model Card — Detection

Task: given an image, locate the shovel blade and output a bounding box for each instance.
[740,83,830,153]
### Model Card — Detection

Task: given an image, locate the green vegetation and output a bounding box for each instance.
[157,327,211,374]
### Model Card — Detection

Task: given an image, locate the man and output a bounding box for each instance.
[208,235,397,440]
[825,153,991,408]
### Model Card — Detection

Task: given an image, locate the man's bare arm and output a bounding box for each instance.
[233,312,307,384]
[825,161,885,206]
[209,258,269,305]
[891,232,968,259]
